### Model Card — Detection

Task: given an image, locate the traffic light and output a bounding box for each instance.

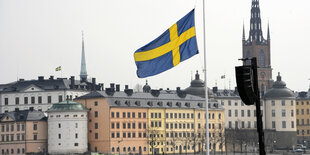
[235,65,258,105]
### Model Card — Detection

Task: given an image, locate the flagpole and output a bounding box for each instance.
[202,0,209,155]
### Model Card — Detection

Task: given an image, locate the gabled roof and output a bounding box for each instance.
[0,110,47,122]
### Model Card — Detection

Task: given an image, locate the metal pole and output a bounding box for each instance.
[251,57,266,155]
[202,0,209,155]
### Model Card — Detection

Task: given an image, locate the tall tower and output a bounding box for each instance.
[242,0,273,94]
[80,31,88,82]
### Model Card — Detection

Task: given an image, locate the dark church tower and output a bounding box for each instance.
[243,0,273,94]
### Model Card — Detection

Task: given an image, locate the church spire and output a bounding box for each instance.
[248,0,264,43]
[267,22,270,40]
[242,22,245,40]
[80,31,88,82]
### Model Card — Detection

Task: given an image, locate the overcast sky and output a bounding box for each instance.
[0,0,309,92]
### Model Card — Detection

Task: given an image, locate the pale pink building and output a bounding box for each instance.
[0,108,47,155]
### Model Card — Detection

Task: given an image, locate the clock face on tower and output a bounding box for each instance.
[260,72,266,79]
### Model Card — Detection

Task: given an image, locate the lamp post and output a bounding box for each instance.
[303,130,305,146]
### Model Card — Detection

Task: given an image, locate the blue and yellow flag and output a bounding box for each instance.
[55,66,61,71]
[134,9,198,78]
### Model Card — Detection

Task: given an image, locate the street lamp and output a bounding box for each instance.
[302,130,305,146]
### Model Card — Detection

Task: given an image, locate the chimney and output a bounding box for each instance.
[213,86,218,93]
[92,78,96,90]
[49,76,54,80]
[125,85,129,90]
[176,87,181,91]
[101,83,104,91]
[70,76,75,89]
[116,84,120,92]
[38,76,44,81]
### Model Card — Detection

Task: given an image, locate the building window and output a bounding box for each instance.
[111,133,115,138]
[272,110,275,117]
[95,123,98,129]
[291,110,294,117]
[229,121,232,128]
[15,97,19,105]
[291,121,295,128]
[58,95,63,102]
[297,109,299,115]
[33,124,37,130]
[241,110,244,117]
[123,123,126,129]
[282,110,286,117]
[143,112,146,118]
[281,100,285,106]
[132,112,135,118]
[47,96,52,103]
[95,133,98,139]
[123,112,126,118]
[24,97,28,104]
[143,123,146,129]
[247,121,251,128]
[111,112,115,118]
[235,110,238,117]
[5,98,9,105]
[31,96,35,104]
[116,123,120,129]
[58,134,61,139]
[228,110,231,117]
[271,100,275,106]
[94,111,98,117]
[58,123,61,128]
[112,123,115,129]
[94,101,98,106]
[33,134,37,140]
[116,112,119,118]
[128,112,131,118]
[38,96,42,104]
[138,112,141,118]
[272,121,276,129]
[74,143,79,146]
[282,121,286,128]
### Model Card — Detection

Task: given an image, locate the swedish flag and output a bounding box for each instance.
[55,66,61,71]
[134,9,198,78]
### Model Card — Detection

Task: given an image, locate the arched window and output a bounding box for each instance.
[259,50,265,67]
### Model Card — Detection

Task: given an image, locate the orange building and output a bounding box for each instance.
[0,108,47,155]
[75,89,149,154]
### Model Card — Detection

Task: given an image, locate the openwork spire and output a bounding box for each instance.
[80,31,88,82]
[248,0,264,43]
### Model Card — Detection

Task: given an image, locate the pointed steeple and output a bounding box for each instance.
[267,22,270,40]
[248,0,264,43]
[242,22,245,40]
[80,31,88,82]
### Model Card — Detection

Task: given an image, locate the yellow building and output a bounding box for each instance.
[296,91,310,148]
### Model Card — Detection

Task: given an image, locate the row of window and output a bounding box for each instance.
[111,112,147,119]
[296,101,310,105]
[111,122,147,129]
[228,121,295,129]
[222,100,294,106]
[0,124,25,132]
[297,119,310,126]
[111,132,147,138]
[1,148,25,155]
[4,96,52,105]
[228,109,256,117]
[296,109,310,115]
[297,129,310,135]
[50,114,85,118]
[272,109,294,117]
[110,112,221,120]
[0,134,25,142]
[111,146,146,153]
[57,133,78,139]
[4,95,79,105]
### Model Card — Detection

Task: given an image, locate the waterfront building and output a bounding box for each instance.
[47,100,88,154]
[296,88,310,148]
[0,109,47,154]
[75,83,224,154]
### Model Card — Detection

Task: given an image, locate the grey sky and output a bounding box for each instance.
[0,0,309,92]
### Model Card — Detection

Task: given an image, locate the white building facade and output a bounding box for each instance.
[47,100,88,154]
[0,76,100,113]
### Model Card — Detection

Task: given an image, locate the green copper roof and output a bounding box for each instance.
[48,100,88,111]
